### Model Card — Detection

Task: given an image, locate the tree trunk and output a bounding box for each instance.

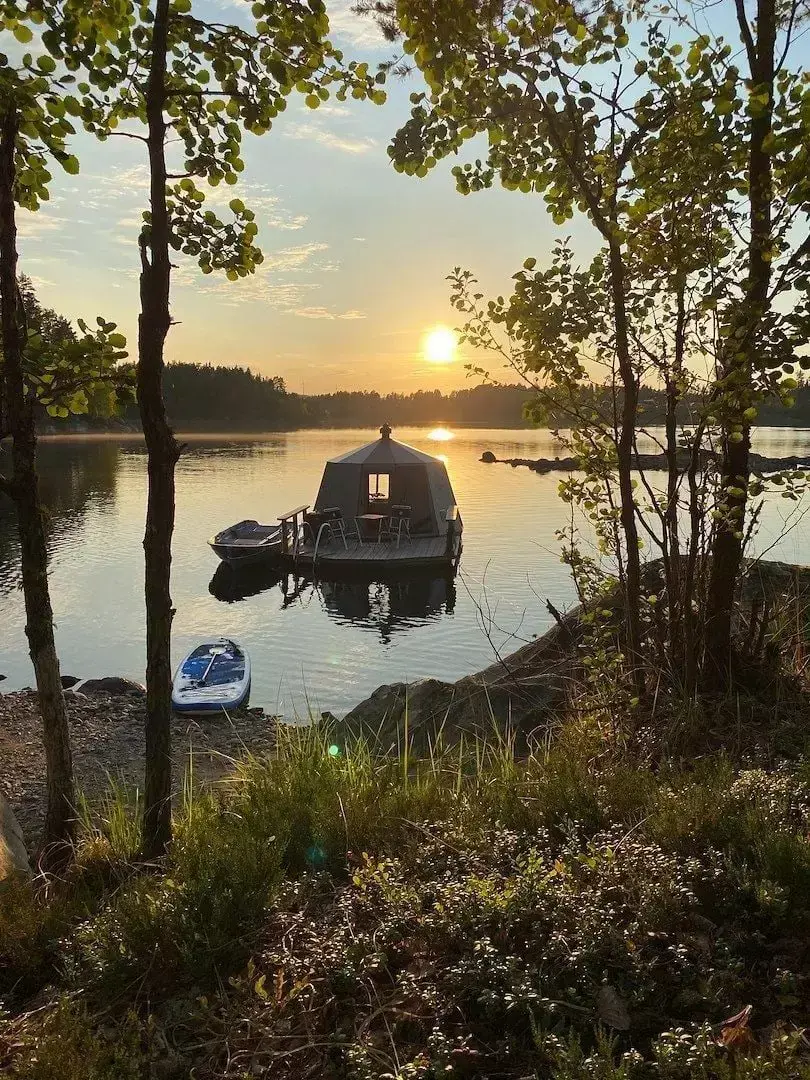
[665,283,686,675]
[139,0,178,859]
[704,0,775,685]
[0,104,75,862]
[608,239,644,697]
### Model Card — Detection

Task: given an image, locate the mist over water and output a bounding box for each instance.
[2,427,809,716]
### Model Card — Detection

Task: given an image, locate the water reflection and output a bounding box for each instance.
[0,438,121,594]
[318,576,456,643]
[209,562,456,643]
[209,562,282,602]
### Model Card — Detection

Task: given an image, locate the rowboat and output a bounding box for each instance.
[209,519,282,567]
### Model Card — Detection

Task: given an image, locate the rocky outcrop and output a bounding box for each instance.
[484,450,810,475]
[0,792,31,881]
[333,602,587,754]
[78,676,146,698]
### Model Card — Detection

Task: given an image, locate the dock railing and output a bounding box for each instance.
[445,505,460,559]
[277,504,309,558]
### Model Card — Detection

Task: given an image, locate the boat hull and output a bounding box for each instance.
[209,520,283,567]
[209,541,281,567]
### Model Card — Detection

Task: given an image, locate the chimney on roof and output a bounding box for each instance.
[380,422,392,440]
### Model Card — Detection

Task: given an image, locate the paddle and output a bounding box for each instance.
[199,645,228,685]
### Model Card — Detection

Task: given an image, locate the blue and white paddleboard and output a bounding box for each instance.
[171,639,251,715]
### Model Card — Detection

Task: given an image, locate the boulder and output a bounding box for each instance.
[0,793,31,881]
[79,676,146,698]
[333,607,587,755]
[480,450,497,463]
[60,675,81,689]
[0,673,6,682]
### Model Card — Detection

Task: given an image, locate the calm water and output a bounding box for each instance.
[2,426,810,715]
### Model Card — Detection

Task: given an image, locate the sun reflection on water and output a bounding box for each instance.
[427,427,454,442]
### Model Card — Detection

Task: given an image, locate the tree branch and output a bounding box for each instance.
[733,0,757,71]
[107,130,149,144]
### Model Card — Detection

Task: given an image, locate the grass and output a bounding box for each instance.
[4,710,810,1079]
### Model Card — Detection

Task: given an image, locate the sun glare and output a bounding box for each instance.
[424,326,458,364]
[428,427,454,441]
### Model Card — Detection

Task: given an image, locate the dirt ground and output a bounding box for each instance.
[0,689,278,846]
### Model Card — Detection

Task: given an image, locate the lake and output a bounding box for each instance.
[2,426,810,716]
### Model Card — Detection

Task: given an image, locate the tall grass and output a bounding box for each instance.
[4,713,810,1078]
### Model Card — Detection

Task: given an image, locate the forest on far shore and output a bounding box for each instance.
[33,361,810,434]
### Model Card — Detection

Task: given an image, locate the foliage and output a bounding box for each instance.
[15,278,131,420]
[361,0,810,692]
[5,711,810,1076]
[1,0,385,286]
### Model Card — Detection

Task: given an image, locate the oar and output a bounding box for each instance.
[200,645,227,685]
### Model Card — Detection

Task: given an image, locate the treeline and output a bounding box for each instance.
[307,383,534,427]
[38,364,538,431]
[37,362,809,433]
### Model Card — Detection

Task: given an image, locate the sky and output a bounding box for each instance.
[15,0,598,395]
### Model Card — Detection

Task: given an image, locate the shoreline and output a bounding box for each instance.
[0,688,279,843]
[12,420,810,441]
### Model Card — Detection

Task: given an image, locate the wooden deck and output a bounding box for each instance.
[294,535,461,573]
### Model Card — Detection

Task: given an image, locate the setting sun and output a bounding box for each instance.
[424,326,458,364]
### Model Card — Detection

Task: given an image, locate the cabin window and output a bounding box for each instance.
[368,473,390,502]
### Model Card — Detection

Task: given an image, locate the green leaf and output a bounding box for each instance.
[61,155,80,175]
[14,24,33,43]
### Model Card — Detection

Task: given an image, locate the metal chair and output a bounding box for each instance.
[306,507,351,553]
[386,504,412,548]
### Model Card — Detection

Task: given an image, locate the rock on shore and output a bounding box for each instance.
[0,793,30,881]
[333,601,587,754]
[331,557,810,753]
[78,676,146,698]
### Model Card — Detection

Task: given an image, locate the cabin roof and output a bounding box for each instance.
[327,436,440,468]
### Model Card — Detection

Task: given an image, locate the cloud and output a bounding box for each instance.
[117,213,146,230]
[208,0,387,47]
[175,270,320,310]
[17,210,68,241]
[326,1,388,47]
[293,306,367,320]
[259,241,330,272]
[286,122,376,155]
[317,104,352,118]
[199,182,309,231]
[92,164,151,195]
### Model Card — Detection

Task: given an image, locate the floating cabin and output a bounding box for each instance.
[279,424,463,575]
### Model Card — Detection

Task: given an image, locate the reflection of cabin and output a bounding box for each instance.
[288,425,463,575]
